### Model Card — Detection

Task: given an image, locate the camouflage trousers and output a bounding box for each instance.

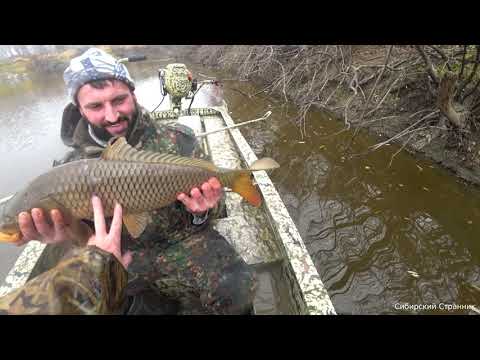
[124,228,257,315]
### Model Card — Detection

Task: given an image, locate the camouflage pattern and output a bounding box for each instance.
[0,241,47,298]
[0,101,336,315]
[56,104,206,164]
[0,246,127,315]
[49,103,255,315]
[126,227,256,314]
[163,64,193,112]
[151,108,219,120]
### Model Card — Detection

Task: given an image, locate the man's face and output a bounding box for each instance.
[77,80,137,137]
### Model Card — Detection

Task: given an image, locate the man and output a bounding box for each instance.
[13,48,256,315]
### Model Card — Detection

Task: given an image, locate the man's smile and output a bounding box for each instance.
[106,119,129,135]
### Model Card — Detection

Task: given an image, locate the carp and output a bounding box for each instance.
[0,137,279,243]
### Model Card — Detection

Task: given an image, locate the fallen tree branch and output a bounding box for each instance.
[360,115,400,127]
[388,132,416,167]
[370,110,439,151]
[365,75,402,118]
[358,71,378,86]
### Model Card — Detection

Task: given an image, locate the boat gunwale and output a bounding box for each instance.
[211,103,336,315]
[0,104,336,315]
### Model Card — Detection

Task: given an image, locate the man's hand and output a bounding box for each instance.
[176,177,223,215]
[15,208,70,246]
[87,195,132,269]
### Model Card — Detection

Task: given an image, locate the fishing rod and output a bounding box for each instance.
[195,111,272,138]
[0,195,13,205]
[117,55,148,64]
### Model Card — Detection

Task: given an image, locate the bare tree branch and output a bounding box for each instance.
[370,111,439,151]
[388,132,416,167]
[458,45,480,101]
[459,45,468,81]
[346,45,394,148]
[365,75,402,117]
[414,45,439,85]
[461,77,480,103]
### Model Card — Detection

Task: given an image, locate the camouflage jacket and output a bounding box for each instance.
[57,103,225,244]
[0,103,227,315]
[0,246,127,315]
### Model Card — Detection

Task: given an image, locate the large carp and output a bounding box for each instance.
[0,137,279,243]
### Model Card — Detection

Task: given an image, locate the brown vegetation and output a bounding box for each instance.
[187,45,480,185]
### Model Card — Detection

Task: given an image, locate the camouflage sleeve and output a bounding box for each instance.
[0,246,127,315]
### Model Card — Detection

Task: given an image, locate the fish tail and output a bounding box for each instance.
[217,157,279,207]
[221,171,262,207]
[248,157,280,171]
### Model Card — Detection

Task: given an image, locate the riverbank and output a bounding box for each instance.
[185,45,480,186]
[4,44,480,186]
[0,45,180,95]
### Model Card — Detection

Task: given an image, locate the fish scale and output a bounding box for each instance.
[38,160,205,220]
[0,138,279,243]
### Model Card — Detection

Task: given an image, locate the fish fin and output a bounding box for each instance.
[123,213,151,238]
[0,232,20,243]
[102,137,137,161]
[102,137,218,171]
[84,145,104,156]
[248,158,280,171]
[231,172,262,207]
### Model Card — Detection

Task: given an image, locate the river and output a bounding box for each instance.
[0,56,479,314]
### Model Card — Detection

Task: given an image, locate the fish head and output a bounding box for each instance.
[0,198,21,242]
[0,216,18,233]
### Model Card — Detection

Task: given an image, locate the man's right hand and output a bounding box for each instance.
[15,208,70,246]
[87,195,132,269]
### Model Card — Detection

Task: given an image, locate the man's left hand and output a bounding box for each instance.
[177,177,223,215]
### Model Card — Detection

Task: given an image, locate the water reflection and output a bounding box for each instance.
[217,79,480,314]
[0,74,71,279]
[0,61,233,283]
[0,59,479,314]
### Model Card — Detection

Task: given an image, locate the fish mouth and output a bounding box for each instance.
[0,206,21,243]
[0,231,20,243]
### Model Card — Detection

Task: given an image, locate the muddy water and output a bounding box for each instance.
[1,59,479,314]
[221,81,480,315]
